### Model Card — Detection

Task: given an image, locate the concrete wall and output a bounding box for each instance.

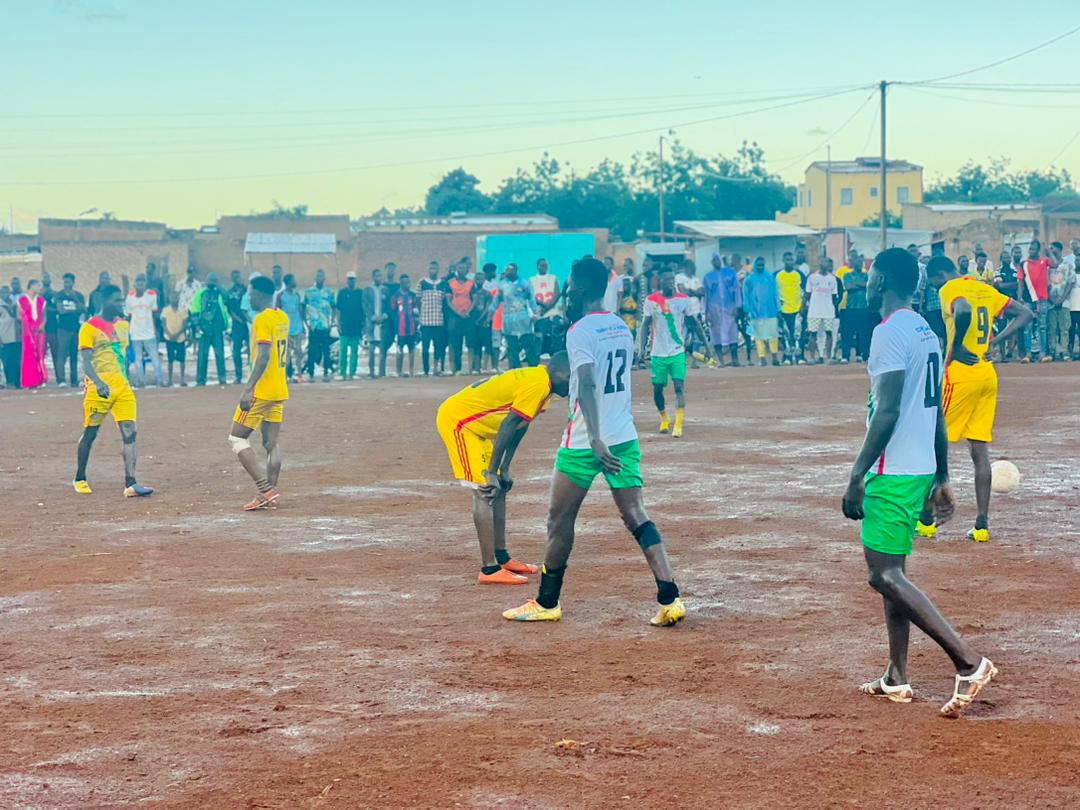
[40,219,167,243]
[780,166,923,229]
[41,241,189,291]
[902,204,1041,233]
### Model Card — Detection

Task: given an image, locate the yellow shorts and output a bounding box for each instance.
[943,370,997,443]
[436,403,491,488]
[84,379,137,427]
[233,399,285,430]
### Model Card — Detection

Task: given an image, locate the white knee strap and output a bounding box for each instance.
[229,435,252,455]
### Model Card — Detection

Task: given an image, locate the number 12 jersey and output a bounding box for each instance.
[251,307,291,402]
[563,312,638,450]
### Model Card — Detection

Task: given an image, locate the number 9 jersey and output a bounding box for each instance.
[251,307,291,402]
[562,312,638,450]
[939,275,1011,382]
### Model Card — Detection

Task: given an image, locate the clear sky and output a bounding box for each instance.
[2,0,1079,231]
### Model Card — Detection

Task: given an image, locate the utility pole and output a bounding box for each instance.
[825,144,832,231]
[658,135,666,242]
[879,80,888,252]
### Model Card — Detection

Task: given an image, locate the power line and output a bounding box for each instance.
[1048,128,1080,165]
[771,90,877,173]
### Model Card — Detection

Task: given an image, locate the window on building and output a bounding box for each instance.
[799,190,804,208]
[807,190,812,207]
[840,187,853,206]
[869,186,878,198]
[897,186,910,204]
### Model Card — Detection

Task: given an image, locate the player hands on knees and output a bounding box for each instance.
[503,257,686,626]
[436,352,571,584]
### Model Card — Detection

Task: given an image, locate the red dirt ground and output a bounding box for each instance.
[1,364,1078,809]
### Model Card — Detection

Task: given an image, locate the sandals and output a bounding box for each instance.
[940,657,998,717]
[858,676,913,704]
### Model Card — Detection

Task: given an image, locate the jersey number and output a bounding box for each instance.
[276,339,287,367]
[975,306,990,345]
[924,353,941,408]
[604,349,628,394]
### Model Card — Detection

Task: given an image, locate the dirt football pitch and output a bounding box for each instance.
[1,363,1078,809]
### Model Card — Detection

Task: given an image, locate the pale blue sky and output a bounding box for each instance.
[2,0,1078,230]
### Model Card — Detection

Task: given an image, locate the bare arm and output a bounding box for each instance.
[990,298,1034,348]
[577,362,620,474]
[842,370,903,520]
[482,411,530,498]
[239,343,270,411]
[687,316,716,359]
[80,348,110,397]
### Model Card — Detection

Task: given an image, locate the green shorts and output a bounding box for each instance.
[650,353,687,385]
[555,440,644,490]
[861,473,935,556]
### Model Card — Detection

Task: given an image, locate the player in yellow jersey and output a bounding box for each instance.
[436,354,571,584]
[916,257,1033,542]
[229,276,291,511]
[73,284,154,497]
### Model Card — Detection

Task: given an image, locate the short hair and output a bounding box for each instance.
[99,283,121,300]
[283,273,295,285]
[1030,239,1041,248]
[1051,241,1063,251]
[873,248,920,296]
[250,276,275,296]
[782,251,793,259]
[926,255,956,280]
[483,262,497,273]
[570,257,609,300]
[63,272,75,281]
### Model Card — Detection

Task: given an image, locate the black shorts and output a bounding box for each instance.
[166,341,186,362]
[396,333,417,349]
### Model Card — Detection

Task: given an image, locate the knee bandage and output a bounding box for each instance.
[229,435,252,455]
[121,430,137,445]
[632,521,662,550]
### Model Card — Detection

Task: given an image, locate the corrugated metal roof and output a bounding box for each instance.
[244,233,337,254]
[675,220,818,238]
[917,203,1040,213]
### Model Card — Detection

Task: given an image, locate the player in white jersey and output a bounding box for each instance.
[504,258,686,627]
[843,248,997,717]
[638,268,715,437]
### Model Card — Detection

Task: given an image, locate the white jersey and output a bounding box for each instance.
[643,292,694,358]
[562,312,638,450]
[675,273,703,315]
[602,271,623,314]
[867,308,941,476]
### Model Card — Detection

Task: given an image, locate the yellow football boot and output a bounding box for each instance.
[672,409,685,438]
[967,527,990,543]
[650,598,686,627]
[914,520,937,539]
[72,480,92,495]
[658,412,670,434]
[502,598,562,622]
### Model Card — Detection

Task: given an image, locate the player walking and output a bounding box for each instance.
[843,248,996,717]
[229,276,290,511]
[436,355,571,584]
[504,258,686,626]
[72,285,154,497]
[915,256,1033,542]
[637,268,714,438]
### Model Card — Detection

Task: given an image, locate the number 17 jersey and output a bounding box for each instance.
[562,312,637,450]
[251,307,290,401]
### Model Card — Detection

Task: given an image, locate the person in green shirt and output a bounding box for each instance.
[190,272,230,386]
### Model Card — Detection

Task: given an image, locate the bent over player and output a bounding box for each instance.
[843,247,996,717]
[915,256,1032,542]
[230,276,290,511]
[73,284,153,497]
[504,257,686,626]
[637,268,715,438]
[437,355,571,584]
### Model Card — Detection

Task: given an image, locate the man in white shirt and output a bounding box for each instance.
[124,273,162,387]
[843,246,997,717]
[175,265,203,319]
[803,258,842,364]
[503,257,686,627]
[531,258,564,358]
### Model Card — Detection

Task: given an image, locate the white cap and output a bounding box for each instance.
[346,270,357,279]
[248,272,261,281]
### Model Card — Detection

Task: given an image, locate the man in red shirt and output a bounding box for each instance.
[1017,239,1051,362]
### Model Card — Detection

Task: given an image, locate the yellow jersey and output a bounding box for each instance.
[78,317,130,386]
[836,264,855,309]
[442,366,552,438]
[775,269,806,314]
[939,275,1011,381]
[251,308,290,401]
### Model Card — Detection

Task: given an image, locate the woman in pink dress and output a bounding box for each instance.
[19,279,48,388]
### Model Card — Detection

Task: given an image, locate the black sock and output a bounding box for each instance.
[125,475,137,488]
[256,477,271,494]
[974,515,988,531]
[918,508,934,525]
[481,564,501,575]
[656,579,679,605]
[537,565,565,609]
[494,548,511,565]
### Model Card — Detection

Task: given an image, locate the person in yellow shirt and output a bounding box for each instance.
[73,284,154,498]
[229,276,291,511]
[436,354,571,585]
[774,251,806,364]
[915,257,1032,543]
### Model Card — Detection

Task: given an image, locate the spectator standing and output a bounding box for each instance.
[839,260,871,362]
[53,272,85,387]
[742,257,781,367]
[161,290,188,387]
[703,253,742,366]
[993,251,1019,361]
[390,273,419,377]
[973,252,994,283]
[1018,240,1052,362]
[226,269,250,384]
[271,265,285,301]
[475,263,499,372]
[145,263,167,340]
[41,272,61,384]
[124,273,163,387]
[446,263,476,375]
[279,274,306,381]
[804,258,841,364]
[1047,254,1074,361]
[190,272,229,386]
[19,279,48,388]
[175,265,203,315]
[418,261,448,376]
[774,251,806,365]
[494,263,537,369]
[618,258,638,334]
[0,286,20,388]
[88,271,112,316]
[835,249,861,361]
[384,263,400,299]
[676,258,705,367]
[531,258,563,358]
[362,269,388,379]
[336,270,366,380]
[304,269,335,382]
[1068,239,1080,358]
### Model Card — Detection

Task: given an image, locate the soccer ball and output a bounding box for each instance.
[991,460,1020,494]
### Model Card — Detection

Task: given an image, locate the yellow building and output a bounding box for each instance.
[778,157,923,229]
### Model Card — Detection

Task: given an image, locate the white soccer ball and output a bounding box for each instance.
[991,460,1020,494]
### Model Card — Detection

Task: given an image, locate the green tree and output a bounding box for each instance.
[424,168,491,215]
[926,159,1076,203]
[861,212,903,228]
[251,201,309,218]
